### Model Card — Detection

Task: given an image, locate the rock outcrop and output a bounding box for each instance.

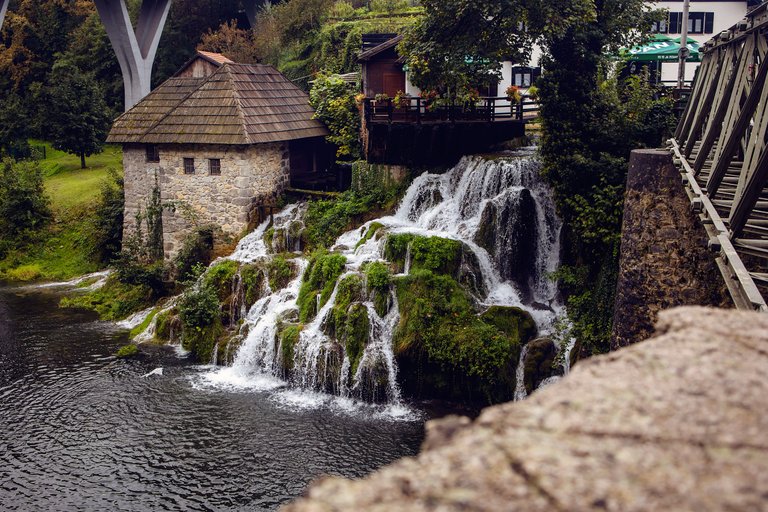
[284,307,768,511]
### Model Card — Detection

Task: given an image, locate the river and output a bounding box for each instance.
[0,284,424,511]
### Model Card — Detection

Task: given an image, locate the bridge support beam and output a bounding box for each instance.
[94,0,171,111]
[0,0,9,32]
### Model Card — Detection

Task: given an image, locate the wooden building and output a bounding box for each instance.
[107,52,331,258]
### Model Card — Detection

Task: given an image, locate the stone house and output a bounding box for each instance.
[107,52,330,258]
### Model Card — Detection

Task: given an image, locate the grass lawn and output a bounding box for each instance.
[0,142,123,281]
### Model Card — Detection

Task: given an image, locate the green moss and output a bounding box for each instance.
[115,344,139,358]
[129,308,158,338]
[393,269,523,402]
[182,320,224,363]
[240,263,266,308]
[327,274,364,337]
[59,276,153,321]
[267,256,293,291]
[297,250,347,323]
[355,222,385,249]
[155,310,173,341]
[480,306,538,345]
[344,303,370,376]
[203,260,240,300]
[263,227,275,251]
[278,324,302,373]
[303,192,376,250]
[385,234,463,275]
[364,261,391,317]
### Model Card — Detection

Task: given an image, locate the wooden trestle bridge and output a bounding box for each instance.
[670,3,768,312]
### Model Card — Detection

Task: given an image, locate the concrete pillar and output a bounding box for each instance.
[0,0,9,32]
[94,0,171,111]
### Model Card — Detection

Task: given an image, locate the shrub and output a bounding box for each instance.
[91,169,125,264]
[0,158,51,256]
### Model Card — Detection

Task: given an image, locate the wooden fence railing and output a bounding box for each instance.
[363,96,539,124]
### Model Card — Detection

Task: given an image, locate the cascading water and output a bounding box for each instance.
[196,152,569,409]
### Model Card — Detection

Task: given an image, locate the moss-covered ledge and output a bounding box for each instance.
[284,307,768,511]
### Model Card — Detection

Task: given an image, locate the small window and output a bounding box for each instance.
[146,145,159,162]
[209,158,221,175]
[184,158,195,175]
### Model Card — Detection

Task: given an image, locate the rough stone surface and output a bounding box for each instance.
[284,307,768,512]
[122,143,289,258]
[611,149,729,350]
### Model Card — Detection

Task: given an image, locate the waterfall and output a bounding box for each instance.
[196,153,565,410]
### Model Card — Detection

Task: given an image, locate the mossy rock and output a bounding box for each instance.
[278,323,302,374]
[267,255,295,291]
[325,274,365,338]
[155,310,181,342]
[115,344,139,358]
[240,263,266,309]
[392,269,519,404]
[297,250,347,323]
[355,222,385,249]
[204,260,240,301]
[182,320,224,363]
[344,303,370,377]
[480,306,538,345]
[523,337,561,394]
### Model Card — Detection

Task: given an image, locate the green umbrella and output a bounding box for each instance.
[620,34,701,63]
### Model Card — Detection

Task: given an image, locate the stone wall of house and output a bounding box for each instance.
[122,145,161,238]
[122,142,289,259]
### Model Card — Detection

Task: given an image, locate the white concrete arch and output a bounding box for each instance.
[94,0,172,110]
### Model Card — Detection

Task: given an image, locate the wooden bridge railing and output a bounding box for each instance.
[670,3,768,311]
[363,96,539,125]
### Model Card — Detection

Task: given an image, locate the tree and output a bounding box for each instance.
[198,20,260,64]
[0,92,31,157]
[309,73,361,159]
[44,61,113,169]
[399,0,528,95]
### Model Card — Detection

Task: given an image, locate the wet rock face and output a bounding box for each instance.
[474,188,538,301]
[285,307,768,512]
[523,337,561,394]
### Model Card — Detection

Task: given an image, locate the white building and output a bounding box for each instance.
[649,0,752,84]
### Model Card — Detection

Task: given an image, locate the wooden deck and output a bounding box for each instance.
[670,3,768,311]
[363,96,539,125]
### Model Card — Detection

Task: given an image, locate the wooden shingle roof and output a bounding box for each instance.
[107,63,329,145]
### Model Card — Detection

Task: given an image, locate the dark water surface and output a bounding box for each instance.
[0,285,424,511]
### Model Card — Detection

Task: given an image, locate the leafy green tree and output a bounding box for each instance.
[0,92,31,158]
[399,0,528,95]
[309,73,361,159]
[44,61,113,169]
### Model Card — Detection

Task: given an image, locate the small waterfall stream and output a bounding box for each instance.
[191,153,570,408]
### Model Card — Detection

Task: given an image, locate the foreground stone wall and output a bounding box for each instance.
[284,307,768,511]
[122,143,289,258]
[610,149,729,350]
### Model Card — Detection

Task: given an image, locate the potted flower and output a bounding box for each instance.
[506,85,522,103]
